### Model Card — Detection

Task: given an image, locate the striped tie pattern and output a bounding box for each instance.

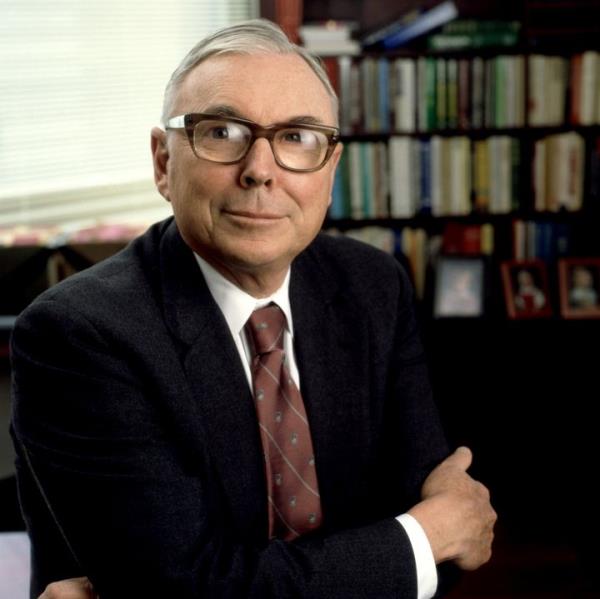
[245,304,322,540]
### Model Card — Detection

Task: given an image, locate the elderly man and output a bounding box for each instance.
[11,19,495,599]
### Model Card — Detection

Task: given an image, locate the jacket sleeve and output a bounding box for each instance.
[11,297,422,599]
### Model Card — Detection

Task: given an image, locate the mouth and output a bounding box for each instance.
[223,209,285,221]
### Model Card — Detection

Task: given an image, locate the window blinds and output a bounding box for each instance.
[0,0,257,230]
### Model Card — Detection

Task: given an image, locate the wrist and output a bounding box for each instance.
[408,497,458,565]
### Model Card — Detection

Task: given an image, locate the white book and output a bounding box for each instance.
[303,40,361,55]
[299,22,357,42]
[393,58,417,132]
[580,51,599,125]
[417,57,428,132]
[528,55,545,126]
[410,139,421,213]
[560,132,584,211]
[389,137,415,218]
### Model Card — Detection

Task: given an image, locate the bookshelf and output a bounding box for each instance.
[301,3,600,568]
[302,10,600,320]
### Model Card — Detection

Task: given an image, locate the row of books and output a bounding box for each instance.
[330,132,590,220]
[331,135,520,219]
[336,54,525,134]
[326,219,574,300]
[529,52,600,126]
[512,220,572,263]
[332,52,600,135]
[300,11,520,55]
[326,225,431,299]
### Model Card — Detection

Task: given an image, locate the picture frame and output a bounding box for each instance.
[433,256,485,318]
[558,258,600,319]
[501,260,553,319]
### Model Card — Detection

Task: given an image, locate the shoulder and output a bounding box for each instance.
[15,218,172,329]
[299,232,412,299]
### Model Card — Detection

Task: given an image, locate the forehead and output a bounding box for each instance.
[172,53,336,124]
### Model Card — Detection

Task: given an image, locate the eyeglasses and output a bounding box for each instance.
[165,113,340,173]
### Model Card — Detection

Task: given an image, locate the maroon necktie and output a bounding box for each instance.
[245,304,322,540]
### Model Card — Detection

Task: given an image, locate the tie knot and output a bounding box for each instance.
[246,304,286,355]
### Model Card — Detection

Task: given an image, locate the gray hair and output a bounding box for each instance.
[161,18,339,125]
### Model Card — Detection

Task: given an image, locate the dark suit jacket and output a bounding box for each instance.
[10,217,450,598]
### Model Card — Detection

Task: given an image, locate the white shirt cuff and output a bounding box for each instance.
[396,513,438,599]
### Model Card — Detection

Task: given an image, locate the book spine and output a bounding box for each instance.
[447,59,459,129]
[458,58,471,129]
[436,58,447,130]
[471,57,485,129]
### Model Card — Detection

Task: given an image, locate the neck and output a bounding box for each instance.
[199,253,289,298]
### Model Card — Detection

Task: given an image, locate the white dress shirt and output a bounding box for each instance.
[195,253,438,599]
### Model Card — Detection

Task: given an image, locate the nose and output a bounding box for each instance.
[239,137,277,188]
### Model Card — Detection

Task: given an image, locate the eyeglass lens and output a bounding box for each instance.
[192,119,330,170]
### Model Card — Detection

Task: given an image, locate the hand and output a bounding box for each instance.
[38,577,98,599]
[408,446,497,571]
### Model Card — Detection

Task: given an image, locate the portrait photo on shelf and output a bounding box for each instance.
[558,257,600,319]
[501,260,553,319]
[433,256,485,318]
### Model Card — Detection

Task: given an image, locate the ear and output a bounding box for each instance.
[151,127,170,202]
[326,142,344,207]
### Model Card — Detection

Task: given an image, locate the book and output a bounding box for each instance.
[442,20,521,35]
[428,18,520,49]
[299,21,358,43]
[427,31,519,50]
[361,1,459,50]
[299,20,360,55]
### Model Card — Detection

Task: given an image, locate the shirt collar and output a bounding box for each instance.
[194,253,294,340]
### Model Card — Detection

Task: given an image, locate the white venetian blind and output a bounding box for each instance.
[0,0,257,229]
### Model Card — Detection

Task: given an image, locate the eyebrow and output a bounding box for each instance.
[202,104,327,126]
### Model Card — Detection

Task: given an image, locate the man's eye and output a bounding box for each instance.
[283,130,321,146]
[209,126,231,139]
[199,122,247,142]
[284,130,303,143]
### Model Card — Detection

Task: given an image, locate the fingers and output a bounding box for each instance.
[39,577,98,599]
[443,446,473,472]
[455,507,497,571]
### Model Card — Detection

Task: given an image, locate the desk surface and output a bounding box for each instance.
[0,532,30,598]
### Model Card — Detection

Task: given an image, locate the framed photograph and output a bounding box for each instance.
[558,258,600,319]
[433,256,485,318]
[501,260,552,319]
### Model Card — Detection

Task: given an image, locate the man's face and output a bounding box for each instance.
[153,53,341,280]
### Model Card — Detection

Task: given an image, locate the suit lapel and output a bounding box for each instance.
[290,244,372,527]
[159,221,267,540]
